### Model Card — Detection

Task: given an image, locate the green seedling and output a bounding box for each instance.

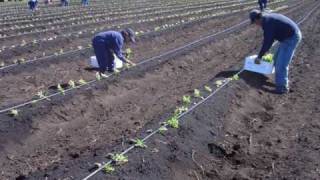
[68,80,76,88]
[54,52,59,56]
[125,48,133,59]
[13,59,18,64]
[0,62,4,67]
[262,53,273,63]
[231,74,240,81]
[154,26,161,31]
[204,85,212,92]
[194,89,202,98]
[57,84,65,95]
[9,109,19,117]
[132,139,147,148]
[103,164,115,174]
[167,115,179,129]
[78,79,87,85]
[215,80,223,87]
[111,154,128,165]
[96,72,102,81]
[36,91,50,101]
[77,46,83,50]
[18,58,25,64]
[158,126,168,134]
[182,95,191,105]
[59,49,64,54]
[174,106,188,116]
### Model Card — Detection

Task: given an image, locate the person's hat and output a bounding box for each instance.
[249,9,261,24]
[123,28,136,43]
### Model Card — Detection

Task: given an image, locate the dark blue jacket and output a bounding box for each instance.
[258,13,300,58]
[94,31,126,62]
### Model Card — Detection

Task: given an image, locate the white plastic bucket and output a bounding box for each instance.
[244,55,274,75]
[89,55,123,69]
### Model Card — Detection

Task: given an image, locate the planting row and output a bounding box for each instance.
[0,0,252,33]
[0,1,303,115]
[0,2,315,178]
[0,0,260,38]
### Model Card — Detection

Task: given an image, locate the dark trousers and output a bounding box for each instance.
[92,38,114,73]
[28,1,36,10]
[259,0,267,10]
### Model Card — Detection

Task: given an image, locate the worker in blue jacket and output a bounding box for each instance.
[28,0,38,12]
[249,10,302,94]
[92,28,136,74]
[258,0,267,11]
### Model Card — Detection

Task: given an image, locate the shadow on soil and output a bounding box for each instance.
[214,70,277,93]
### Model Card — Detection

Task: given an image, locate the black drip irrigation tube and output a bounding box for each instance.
[81,2,320,180]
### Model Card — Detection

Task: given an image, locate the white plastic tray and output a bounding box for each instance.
[89,55,123,69]
[244,55,274,75]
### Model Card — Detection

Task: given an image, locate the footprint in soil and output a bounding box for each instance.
[207,143,226,158]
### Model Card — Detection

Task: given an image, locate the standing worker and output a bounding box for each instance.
[258,0,267,11]
[92,28,136,75]
[81,0,89,6]
[28,0,38,12]
[249,10,302,94]
[61,0,69,6]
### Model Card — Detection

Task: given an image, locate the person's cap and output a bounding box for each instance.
[249,9,261,24]
[123,28,136,43]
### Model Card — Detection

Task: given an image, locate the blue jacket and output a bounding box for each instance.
[94,31,126,62]
[258,13,300,58]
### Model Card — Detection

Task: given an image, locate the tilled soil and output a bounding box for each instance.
[91,3,320,180]
[0,0,317,179]
[0,0,298,109]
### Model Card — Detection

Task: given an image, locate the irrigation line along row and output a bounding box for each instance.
[0,1,305,115]
[81,3,320,179]
[0,0,285,40]
[0,0,247,27]
[0,0,294,72]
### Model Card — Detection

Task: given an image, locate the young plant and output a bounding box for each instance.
[0,62,4,67]
[78,79,87,85]
[111,154,128,165]
[18,58,25,64]
[125,48,133,59]
[215,80,223,87]
[174,106,188,116]
[132,139,147,148]
[231,74,240,81]
[96,72,102,81]
[57,84,65,95]
[9,109,19,117]
[182,95,191,105]
[68,80,76,88]
[158,126,168,134]
[167,115,179,129]
[204,85,212,92]
[262,53,273,63]
[103,164,115,174]
[193,89,202,99]
[36,91,50,100]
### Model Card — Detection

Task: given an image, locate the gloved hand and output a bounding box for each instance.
[255,57,262,64]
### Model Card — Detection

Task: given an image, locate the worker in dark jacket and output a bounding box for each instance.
[249,10,302,94]
[258,0,267,11]
[92,28,136,74]
[28,0,38,12]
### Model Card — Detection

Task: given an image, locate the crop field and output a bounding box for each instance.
[0,0,319,179]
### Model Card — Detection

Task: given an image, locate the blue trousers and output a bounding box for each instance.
[258,0,267,11]
[28,1,36,10]
[274,31,302,89]
[92,38,114,73]
[81,0,89,5]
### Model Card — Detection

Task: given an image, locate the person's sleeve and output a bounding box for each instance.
[258,27,275,58]
[113,37,126,63]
